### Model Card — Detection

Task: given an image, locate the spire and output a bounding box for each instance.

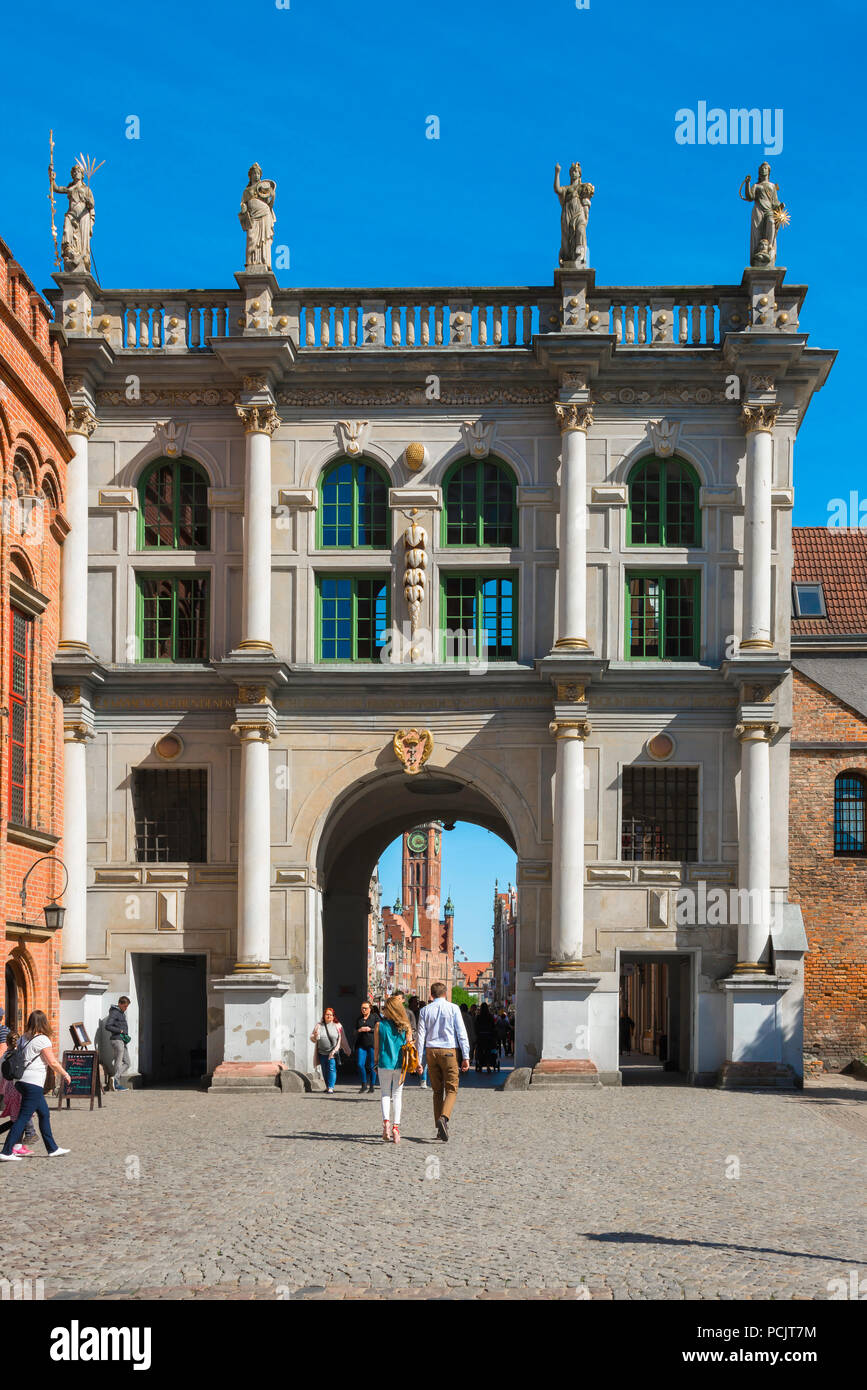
[393,896,402,914]
[444,894,454,916]
[412,900,421,939]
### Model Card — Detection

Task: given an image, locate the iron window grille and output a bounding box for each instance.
[834,773,866,856]
[316,574,390,661]
[8,608,31,825]
[137,575,210,661]
[442,458,518,548]
[627,456,701,547]
[132,768,207,863]
[319,458,390,549]
[139,459,210,550]
[626,571,699,660]
[621,765,699,862]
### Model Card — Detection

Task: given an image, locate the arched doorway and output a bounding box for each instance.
[5,962,21,1034]
[317,769,518,1047]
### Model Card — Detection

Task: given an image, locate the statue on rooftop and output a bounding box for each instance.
[739,163,789,267]
[50,162,95,273]
[239,163,277,271]
[554,161,595,267]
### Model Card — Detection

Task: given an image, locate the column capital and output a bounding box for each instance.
[549,718,592,740]
[734,720,778,743]
[555,402,594,435]
[236,403,280,436]
[741,403,779,435]
[231,717,278,743]
[66,405,97,438]
[63,718,95,744]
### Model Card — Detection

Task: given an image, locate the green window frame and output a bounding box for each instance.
[136,574,210,662]
[440,571,517,663]
[626,571,699,661]
[316,574,390,662]
[627,456,701,547]
[442,457,518,548]
[138,457,211,550]
[318,457,391,549]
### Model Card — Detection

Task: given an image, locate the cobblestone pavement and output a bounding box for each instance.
[1,1071,865,1301]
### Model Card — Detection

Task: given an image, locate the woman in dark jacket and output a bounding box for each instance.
[355,1001,377,1094]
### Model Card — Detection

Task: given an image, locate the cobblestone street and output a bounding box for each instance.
[2,1072,865,1301]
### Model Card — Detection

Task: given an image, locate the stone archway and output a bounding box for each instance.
[315,766,521,1053]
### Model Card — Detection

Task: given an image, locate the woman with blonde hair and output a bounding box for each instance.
[374,993,412,1145]
[0,1011,72,1161]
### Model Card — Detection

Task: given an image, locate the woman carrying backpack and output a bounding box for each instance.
[374,993,414,1145]
[0,1011,72,1162]
[310,1006,351,1093]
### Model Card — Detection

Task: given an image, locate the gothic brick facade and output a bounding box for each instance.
[0,237,71,1041]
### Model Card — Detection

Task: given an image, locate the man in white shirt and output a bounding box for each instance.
[416,982,470,1142]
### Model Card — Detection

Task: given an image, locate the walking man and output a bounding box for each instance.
[106,996,132,1091]
[416,982,470,1142]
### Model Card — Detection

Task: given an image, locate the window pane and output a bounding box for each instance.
[835,775,866,855]
[446,462,480,546]
[665,462,697,546]
[480,577,515,661]
[356,578,388,660]
[481,463,516,546]
[444,576,478,657]
[622,766,698,862]
[663,576,697,659]
[629,577,660,658]
[177,463,210,549]
[319,577,353,659]
[794,584,825,617]
[132,768,207,862]
[321,462,354,547]
[356,464,389,548]
[140,577,208,661]
[630,461,661,545]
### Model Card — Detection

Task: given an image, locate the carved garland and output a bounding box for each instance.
[402,510,428,662]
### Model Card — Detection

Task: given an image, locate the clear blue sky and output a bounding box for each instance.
[378,824,517,962]
[2,0,861,524]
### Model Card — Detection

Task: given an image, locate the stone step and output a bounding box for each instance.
[531,1072,602,1087]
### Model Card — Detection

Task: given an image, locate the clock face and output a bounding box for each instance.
[434,832,441,855]
[408,831,427,854]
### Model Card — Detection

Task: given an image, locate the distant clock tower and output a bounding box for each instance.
[402,821,442,929]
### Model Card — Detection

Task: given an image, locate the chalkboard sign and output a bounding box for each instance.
[56,1049,101,1111]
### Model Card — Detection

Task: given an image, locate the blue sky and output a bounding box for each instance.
[378,825,516,962]
[2,0,861,524]
[2,1,860,953]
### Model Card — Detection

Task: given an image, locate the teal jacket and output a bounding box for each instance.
[377,1017,406,1070]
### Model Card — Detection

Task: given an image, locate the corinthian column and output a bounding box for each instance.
[60,406,96,653]
[61,716,95,971]
[553,403,593,650]
[236,404,279,654]
[734,718,777,969]
[548,715,591,966]
[232,706,277,970]
[740,404,779,652]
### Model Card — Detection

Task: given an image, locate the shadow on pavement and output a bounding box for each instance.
[585,1231,867,1265]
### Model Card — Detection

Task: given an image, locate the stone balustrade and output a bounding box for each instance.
[66,281,805,352]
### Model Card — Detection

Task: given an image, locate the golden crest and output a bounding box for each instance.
[393,727,434,775]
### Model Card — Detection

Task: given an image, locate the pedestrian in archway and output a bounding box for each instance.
[460,1003,476,1065]
[0,1011,72,1161]
[355,1001,377,1094]
[374,993,413,1144]
[310,1007,350,1093]
[417,982,470,1142]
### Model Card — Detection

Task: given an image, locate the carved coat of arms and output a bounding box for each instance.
[393,728,434,775]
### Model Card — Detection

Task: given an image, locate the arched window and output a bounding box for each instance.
[628,456,700,547]
[443,457,517,547]
[834,773,867,856]
[138,457,210,550]
[319,457,390,548]
[13,452,34,498]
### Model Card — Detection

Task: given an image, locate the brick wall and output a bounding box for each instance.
[0,237,71,1045]
[790,670,867,1070]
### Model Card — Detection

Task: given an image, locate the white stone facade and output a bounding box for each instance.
[48,261,834,1088]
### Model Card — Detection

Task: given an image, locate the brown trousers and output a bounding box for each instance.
[426,1048,461,1123]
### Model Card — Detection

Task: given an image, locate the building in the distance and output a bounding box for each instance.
[456,960,494,1003]
[366,865,384,1001]
[789,529,867,1073]
[381,823,454,1000]
[492,881,518,1006]
[1,238,72,1040]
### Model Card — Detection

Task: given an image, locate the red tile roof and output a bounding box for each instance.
[457,962,492,985]
[792,529,867,635]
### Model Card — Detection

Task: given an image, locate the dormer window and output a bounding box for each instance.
[792,583,827,618]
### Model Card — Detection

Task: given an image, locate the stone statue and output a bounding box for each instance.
[739,163,787,267]
[554,161,595,266]
[49,164,95,273]
[239,163,277,271]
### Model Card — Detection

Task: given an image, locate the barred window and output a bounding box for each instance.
[132,768,207,862]
[621,766,699,862]
[834,773,866,856]
[8,608,31,825]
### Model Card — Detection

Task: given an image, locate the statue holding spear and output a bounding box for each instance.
[48,142,103,274]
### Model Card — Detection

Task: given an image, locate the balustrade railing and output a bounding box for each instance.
[80,286,740,351]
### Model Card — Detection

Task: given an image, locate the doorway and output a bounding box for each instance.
[132,953,207,1085]
[4,963,21,1034]
[619,952,692,1083]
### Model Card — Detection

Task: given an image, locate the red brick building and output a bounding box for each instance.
[381,822,454,1001]
[790,528,867,1072]
[492,882,517,1006]
[0,238,71,1040]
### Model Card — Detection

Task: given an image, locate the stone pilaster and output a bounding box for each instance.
[235,403,279,655]
[59,405,97,654]
[739,402,779,654]
[553,401,593,651]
